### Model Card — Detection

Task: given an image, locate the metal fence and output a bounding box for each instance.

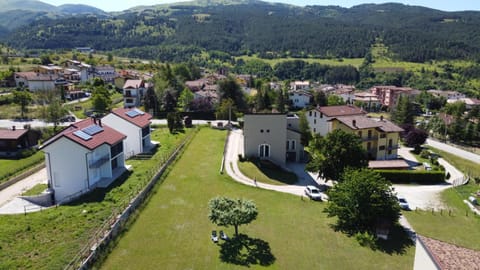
[63,128,199,270]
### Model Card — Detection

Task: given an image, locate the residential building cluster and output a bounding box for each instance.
[243,105,404,168]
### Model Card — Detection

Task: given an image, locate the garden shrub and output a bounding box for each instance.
[376,170,445,184]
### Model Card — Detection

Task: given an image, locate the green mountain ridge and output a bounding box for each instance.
[2,0,480,63]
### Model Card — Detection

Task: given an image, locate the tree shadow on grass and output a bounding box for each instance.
[219,234,275,266]
[328,223,414,255]
[375,223,415,255]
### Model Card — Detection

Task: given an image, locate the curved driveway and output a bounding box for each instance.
[225,129,318,197]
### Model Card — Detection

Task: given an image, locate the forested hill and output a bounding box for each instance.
[3,0,480,62]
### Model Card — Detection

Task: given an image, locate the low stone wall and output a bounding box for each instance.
[0,163,45,191]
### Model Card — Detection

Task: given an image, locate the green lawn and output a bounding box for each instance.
[21,184,48,196]
[404,146,480,251]
[0,151,44,184]
[100,128,414,270]
[0,127,193,269]
[237,159,297,185]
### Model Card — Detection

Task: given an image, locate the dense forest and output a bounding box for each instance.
[3,1,480,63]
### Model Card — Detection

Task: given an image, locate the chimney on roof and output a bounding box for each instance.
[12,126,16,131]
[98,118,102,127]
[352,120,356,127]
[380,115,384,121]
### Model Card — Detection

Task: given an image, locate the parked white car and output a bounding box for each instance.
[305,185,323,201]
[398,197,410,210]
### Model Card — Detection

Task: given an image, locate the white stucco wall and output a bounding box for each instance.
[306,109,331,136]
[244,114,287,166]
[102,114,144,157]
[44,137,89,203]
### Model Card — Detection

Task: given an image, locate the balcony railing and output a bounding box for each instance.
[362,136,378,142]
[89,154,110,168]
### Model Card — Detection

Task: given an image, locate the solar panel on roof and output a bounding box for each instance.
[82,125,103,136]
[134,108,145,115]
[73,130,92,141]
[126,110,140,118]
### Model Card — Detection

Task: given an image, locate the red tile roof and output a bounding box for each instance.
[40,118,126,150]
[333,115,382,130]
[0,129,28,140]
[109,107,152,128]
[316,105,366,117]
[123,79,144,89]
[368,160,409,169]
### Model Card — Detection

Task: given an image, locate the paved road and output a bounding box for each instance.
[427,139,480,164]
[0,168,48,214]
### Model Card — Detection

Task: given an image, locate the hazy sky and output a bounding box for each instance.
[41,0,480,12]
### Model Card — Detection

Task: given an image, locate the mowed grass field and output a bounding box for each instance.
[100,128,414,270]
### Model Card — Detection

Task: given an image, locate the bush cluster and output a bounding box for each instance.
[376,170,445,184]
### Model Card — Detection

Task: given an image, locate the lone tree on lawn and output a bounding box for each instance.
[208,196,258,237]
[306,129,368,181]
[325,168,401,234]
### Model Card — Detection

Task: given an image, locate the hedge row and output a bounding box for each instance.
[376,170,445,184]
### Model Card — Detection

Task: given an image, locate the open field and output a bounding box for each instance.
[100,128,414,270]
[0,127,192,269]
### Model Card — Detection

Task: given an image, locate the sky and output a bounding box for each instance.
[41,0,480,12]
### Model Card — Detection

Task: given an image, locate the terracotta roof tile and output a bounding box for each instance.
[368,160,410,169]
[0,129,28,140]
[40,118,125,150]
[317,105,366,117]
[109,107,152,128]
[123,79,144,89]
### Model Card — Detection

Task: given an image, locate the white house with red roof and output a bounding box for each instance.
[102,107,156,158]
[123,79,145,108]
[306,105,366,136]
[40,118,127,204]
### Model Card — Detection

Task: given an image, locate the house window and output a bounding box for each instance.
[388,150,392,155]
[111,158,118,170]
[313,128,316,133]
[368,130,372,139]
[142,126,150,137]
[379,145,386,151]
[309,111,312,117]
[314,111,317,117]
[125,98,133,104]
[367,142,371,150]
[286,140,296,151]
[380,133,386,138]
[111,142,123,157]
[259,144,270,158]
[320,113,323,118]
[358,131,362,137]
[388,139,393,147]
[314,119,316,124]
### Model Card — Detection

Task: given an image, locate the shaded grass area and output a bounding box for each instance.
[100,128,414,270]
[0,151,44,184]
[0,127,192,269]
[237,159,297,185]
[404,146,480,251]
[21,183,48,196]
